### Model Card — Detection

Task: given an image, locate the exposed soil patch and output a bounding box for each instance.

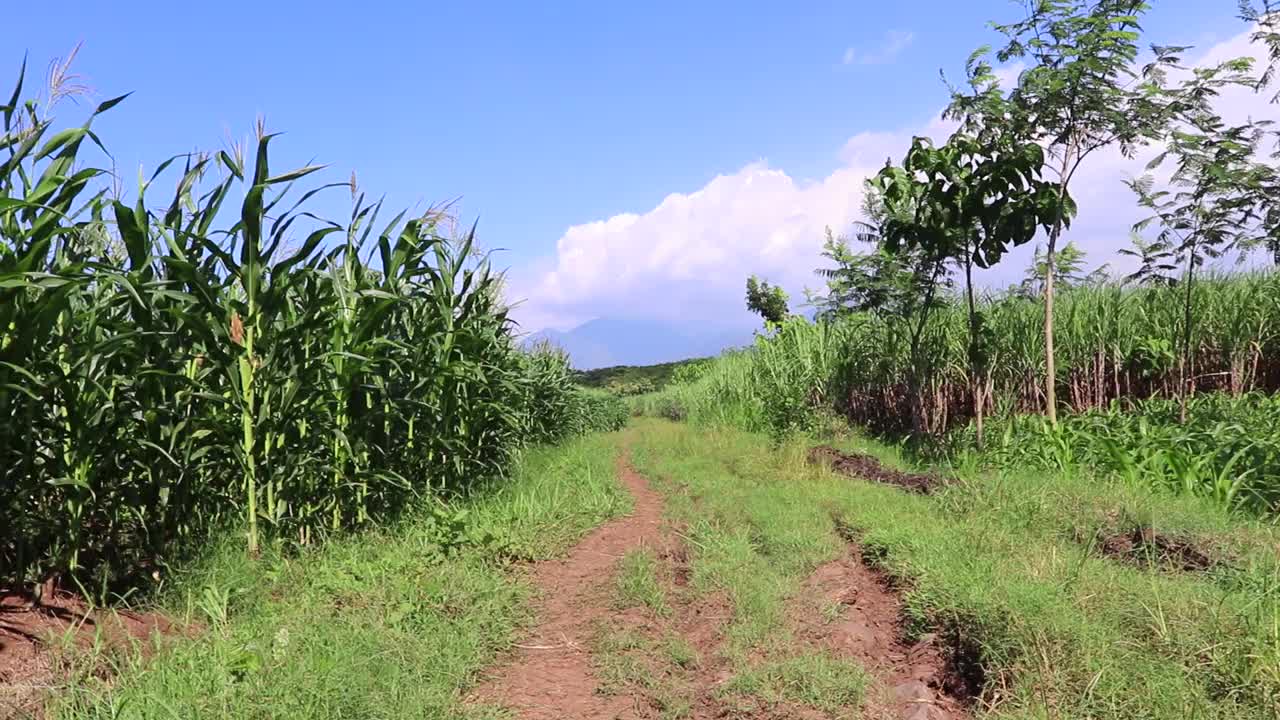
[1094,526,1217,573]
[1,590,171,718]
[596,533,740,720]
[788,541,972,720]
[807,446,943,495]
[468,456,667,719]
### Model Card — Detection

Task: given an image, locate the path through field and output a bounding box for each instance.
[469,442,967,720]
[469,458,666,718]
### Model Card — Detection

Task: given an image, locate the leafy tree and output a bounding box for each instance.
[1238,2,1280,264]
[745,275,790,327]
[873,129,1061,439]
[978,0,1186,424]
[903,50,1067,446]
[1019,241,1109,296]
[809,192,928,321]
[1118,232,1178,286]
[1130,114,1273,422]
[1261,170,1280,265]
[1239,0,1280,102]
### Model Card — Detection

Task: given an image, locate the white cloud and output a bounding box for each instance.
[513,27,1276,332]
[509,162,886,330]
[992,62,1026,90]
[842,30,915,66]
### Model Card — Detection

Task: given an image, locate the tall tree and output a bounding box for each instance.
[745,275,790,327]
[809,192,924,321]
[938,48,1068,446]
[1239,0,1280,102]
[979,0,1181,424]
[1129,115,1272,422]
[873,132,1061,440]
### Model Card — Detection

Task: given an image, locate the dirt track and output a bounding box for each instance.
[468,458,666,719]
[469,452,971,719]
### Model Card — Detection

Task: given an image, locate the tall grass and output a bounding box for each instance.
[957,393,1280,515]
[0,64,621,594]
[642,275,1280,512]
[652,275,1278,435]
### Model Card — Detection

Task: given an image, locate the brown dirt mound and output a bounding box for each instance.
[808,446,943,495]
[788,543,973,720]
[1,590,172,717]
[1097,526,1216,573]
[468,456,666,719]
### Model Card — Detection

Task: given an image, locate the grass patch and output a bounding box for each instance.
[590,622,695,719]
[630,423,843,662]
[46,433,628,720]
[630,417,1280,720]
[662,634,699,670]
[615,548,671,616]
[723,653,867,717]
[594,624,658,696]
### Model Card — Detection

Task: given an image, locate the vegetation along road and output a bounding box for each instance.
[4,0,1280,718]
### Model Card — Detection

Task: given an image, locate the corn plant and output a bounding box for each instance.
[0,61,618,596]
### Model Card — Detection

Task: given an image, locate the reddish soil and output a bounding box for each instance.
[808,446,943,495]
[469,458,667,719]
[610,534,740,720]
[788,546,972,720]
[0,590,171,717]
[1096,526,1217,573]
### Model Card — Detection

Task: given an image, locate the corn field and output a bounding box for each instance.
[0,65,621,592]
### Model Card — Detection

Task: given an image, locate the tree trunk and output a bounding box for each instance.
[907,261,945,437]
[1179,246,1196,425]
[1043,159,1073,427]
[1043,228,1059,425]
[964,252,984,450]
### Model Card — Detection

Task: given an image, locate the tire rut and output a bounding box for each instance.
[789,543,972,720]
[468,454,665,719]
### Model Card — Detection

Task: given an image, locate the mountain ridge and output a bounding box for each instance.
[523,316,755,369]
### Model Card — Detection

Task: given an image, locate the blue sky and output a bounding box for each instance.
[11,1,1265,332]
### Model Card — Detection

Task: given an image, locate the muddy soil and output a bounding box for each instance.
[468,458,668,719]
[808,446,943,495]
[1095,526,1217,573]
[788,544,973,720]
[0,591,170,718]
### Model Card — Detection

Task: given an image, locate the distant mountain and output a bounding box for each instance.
[524,317,755,369]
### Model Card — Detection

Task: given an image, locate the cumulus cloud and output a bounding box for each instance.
[508,162,888,330]
[842,30,916,66]
[512,28,1276,332]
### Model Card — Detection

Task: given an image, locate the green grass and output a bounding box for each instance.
[722,653,867,717]
[47,433,629,720]
[615,548,671,616]
[661,634,699,670]
[590,623,696,719]
[626,421,871,716]
[629,418,1280,720]
[42,416,1280,720]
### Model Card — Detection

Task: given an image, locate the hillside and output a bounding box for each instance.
[574,357,711,394]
